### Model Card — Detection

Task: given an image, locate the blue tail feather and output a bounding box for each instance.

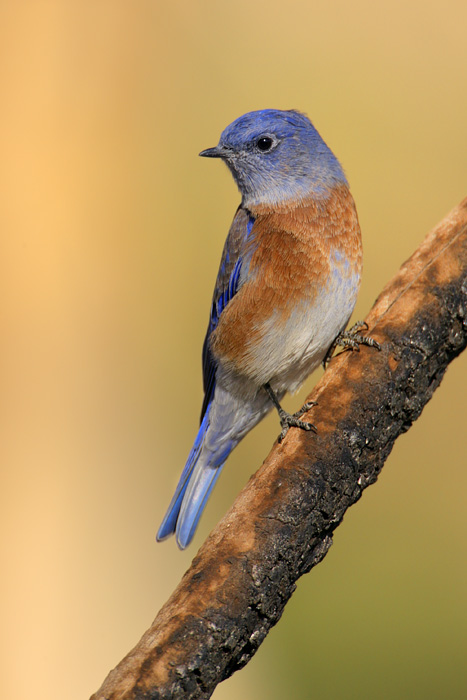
[156,402,234,548]
[156,409,210,542]
[175,462,224,549]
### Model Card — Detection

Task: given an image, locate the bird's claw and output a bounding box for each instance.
[278,406,317,443]
[323,321,381,367]
[293,400,317,419]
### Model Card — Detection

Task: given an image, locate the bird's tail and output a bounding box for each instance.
[156,402,231,549]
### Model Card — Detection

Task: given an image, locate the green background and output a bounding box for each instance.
[1,2,466,699]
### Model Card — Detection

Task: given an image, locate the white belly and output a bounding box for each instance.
[258,272,360,394]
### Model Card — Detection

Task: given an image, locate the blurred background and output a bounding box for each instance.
[1,1,466,699]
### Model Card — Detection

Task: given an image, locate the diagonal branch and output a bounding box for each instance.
[92,198,467,700]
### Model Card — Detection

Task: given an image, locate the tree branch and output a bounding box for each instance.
[92,198,467,700]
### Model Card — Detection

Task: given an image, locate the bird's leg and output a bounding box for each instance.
[264,383,317,443]
[322,321,381,368]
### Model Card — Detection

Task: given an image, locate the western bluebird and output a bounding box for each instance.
[157,109,372,549]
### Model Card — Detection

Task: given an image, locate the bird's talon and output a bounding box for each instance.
[292,400,317,419]
[277,412,317,442]
[323,322,381,366]
[264,382,318,442]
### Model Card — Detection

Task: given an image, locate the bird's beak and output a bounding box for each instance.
[199,146,224,158]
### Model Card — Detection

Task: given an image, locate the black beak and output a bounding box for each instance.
[199,146,224,158]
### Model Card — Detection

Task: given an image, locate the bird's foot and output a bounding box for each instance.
[264,383,317,442]
[323,321,381,368]
[277,401,317,443]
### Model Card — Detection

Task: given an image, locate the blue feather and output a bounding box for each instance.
[200,213,255,421]
[158,211,255,547]
[157,398,234,549]
[175,459,224,549]
[156,407,211,542]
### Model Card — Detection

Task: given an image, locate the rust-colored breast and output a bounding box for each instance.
[210,185,362,378]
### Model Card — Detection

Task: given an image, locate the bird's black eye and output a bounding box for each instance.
[256,136,274,152]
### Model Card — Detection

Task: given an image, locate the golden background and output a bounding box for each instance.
[1,2,466,698]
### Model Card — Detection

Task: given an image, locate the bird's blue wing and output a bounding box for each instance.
[160,257,256,546]
[157,207,255,548]
[200,207,255,421]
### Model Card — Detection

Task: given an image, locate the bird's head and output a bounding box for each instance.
[200,109,347,207]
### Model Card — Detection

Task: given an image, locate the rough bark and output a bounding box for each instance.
[92,198,467,700]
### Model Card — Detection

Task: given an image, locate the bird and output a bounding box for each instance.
[157,108,371,549]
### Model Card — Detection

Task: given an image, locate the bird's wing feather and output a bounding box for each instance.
[200,207,255,421]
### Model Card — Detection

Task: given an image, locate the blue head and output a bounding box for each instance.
[200,109,347,207]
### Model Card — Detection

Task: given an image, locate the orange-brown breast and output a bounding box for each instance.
[210,185,362,379]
